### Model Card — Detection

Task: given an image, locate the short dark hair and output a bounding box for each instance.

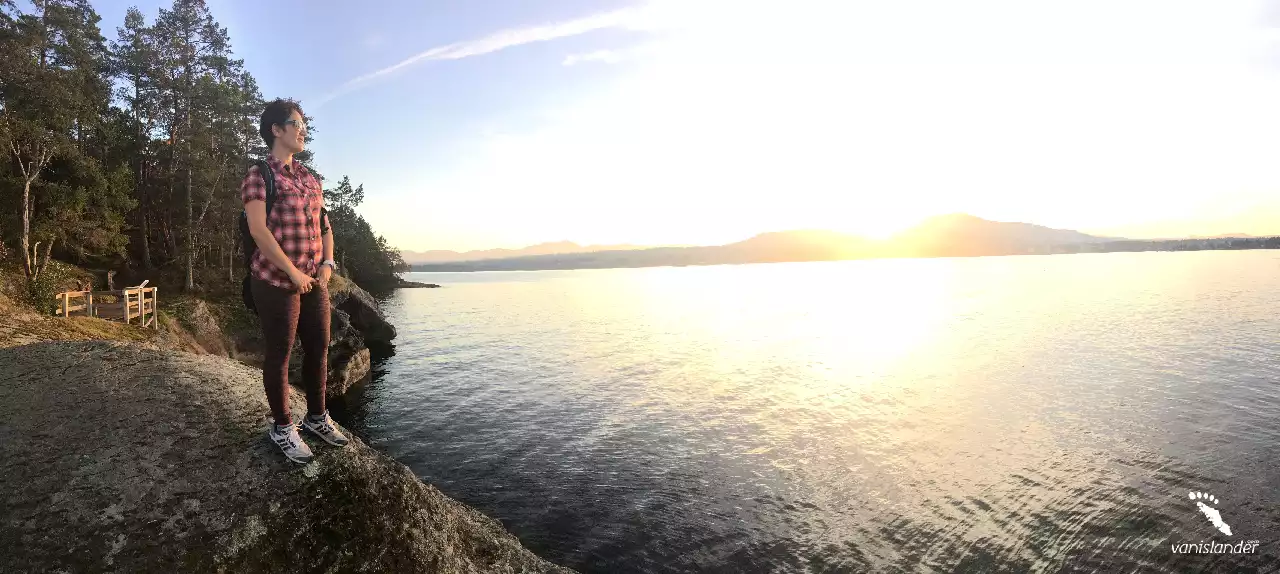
[259,98,304,150]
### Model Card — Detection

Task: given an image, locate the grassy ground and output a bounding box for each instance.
[0,290,156,349]
[0,259,365,356]
[162,289,258,341]
[0,261,251,352]
[0,260,146,348]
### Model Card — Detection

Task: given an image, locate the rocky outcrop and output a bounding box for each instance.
[277,276,399,399]
[397,279,441,288]
[327,345,371,397]
[320,302,372,398]
[181,298,233,357]
[330,275,397,349]
[0,340,572,574]
[284,276,396,399]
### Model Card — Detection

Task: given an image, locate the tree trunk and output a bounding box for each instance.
[35,239,54,284]
[227,238,234,283]
[22,1,49,285]
[137,90,152,270]
[167,138,177,262]
[163,219,177,262]
[14,143,52,281]
[37,0,47,70]
[185,122,194,291]
[141,211,153,269]
[182,31,198,292]
[21,179,32,278]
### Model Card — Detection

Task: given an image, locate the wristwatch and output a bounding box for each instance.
[321,259,337,269]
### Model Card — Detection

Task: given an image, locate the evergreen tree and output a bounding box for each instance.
[0,0,131,284]
[0,0,409,297]
[324,176,409,286]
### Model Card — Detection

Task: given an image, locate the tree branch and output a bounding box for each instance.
[8,137,27,180]
[194,170,219,226]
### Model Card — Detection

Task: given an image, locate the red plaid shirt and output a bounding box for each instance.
[240,155,328,291]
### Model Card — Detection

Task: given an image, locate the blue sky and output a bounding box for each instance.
[92,0,1280,250]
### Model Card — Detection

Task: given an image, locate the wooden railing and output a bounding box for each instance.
[54,285,159,328]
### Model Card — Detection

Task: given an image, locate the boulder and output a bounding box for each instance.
[329,276,396,348]
[0,340,572,573]
[321,305,369,398]
[280,278,390,399]
[328,347,370,397]
[184,298,232,357]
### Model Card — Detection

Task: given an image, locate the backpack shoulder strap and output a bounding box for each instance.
[254,159,276,216]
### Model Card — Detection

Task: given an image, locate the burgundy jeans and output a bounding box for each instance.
[251,276,330,425]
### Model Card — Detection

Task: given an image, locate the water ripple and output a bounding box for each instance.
[332,252,1280,572]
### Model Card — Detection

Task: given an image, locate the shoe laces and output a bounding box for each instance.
[274,422,302,448]
[310,414,335,434]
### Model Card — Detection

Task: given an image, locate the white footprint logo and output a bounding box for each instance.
[1189,491,1232,536]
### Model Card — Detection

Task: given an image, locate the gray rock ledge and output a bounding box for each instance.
[0,340,572,573]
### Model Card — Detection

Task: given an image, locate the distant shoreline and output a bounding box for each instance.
[408,238,1280,273]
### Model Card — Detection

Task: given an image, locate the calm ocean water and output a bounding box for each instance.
[330,250,1280,573]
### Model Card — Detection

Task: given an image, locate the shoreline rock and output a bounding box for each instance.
[365,278,441,289]
[0,340,572,573]
[397,279,441,288]
[311,276,397,397]
[330,276,397,347]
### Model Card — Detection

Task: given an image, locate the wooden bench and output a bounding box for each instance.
[54,283,159,328]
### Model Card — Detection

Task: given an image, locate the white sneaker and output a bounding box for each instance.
[302,410,350,447]
[268,421,314,464]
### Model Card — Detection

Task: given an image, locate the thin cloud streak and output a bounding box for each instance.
[313,8,642,108]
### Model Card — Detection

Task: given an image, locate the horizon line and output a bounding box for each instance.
[395,217,1279,255]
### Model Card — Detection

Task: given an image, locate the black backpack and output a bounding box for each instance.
[239,159,329,313]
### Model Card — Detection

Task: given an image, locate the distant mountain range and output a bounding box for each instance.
[398,240,656,264]
[408,214,1134,272]
[886,213,1115,257]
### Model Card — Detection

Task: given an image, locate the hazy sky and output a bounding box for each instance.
[95,0,1280,250]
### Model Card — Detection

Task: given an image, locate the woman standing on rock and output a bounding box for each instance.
[241,98,349,464]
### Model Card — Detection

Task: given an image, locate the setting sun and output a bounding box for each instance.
[324,0,1280,252]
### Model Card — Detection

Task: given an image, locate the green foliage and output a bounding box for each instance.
[0,0,117,286]
[21,258,82,312]
[37,154,137,264]
[324,175,364,212]
[0,0,406,292]
[324,177,408,286]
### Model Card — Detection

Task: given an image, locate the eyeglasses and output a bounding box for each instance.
[282,119,307,133]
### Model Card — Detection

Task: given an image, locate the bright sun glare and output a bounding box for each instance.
[373,0,1280,251]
